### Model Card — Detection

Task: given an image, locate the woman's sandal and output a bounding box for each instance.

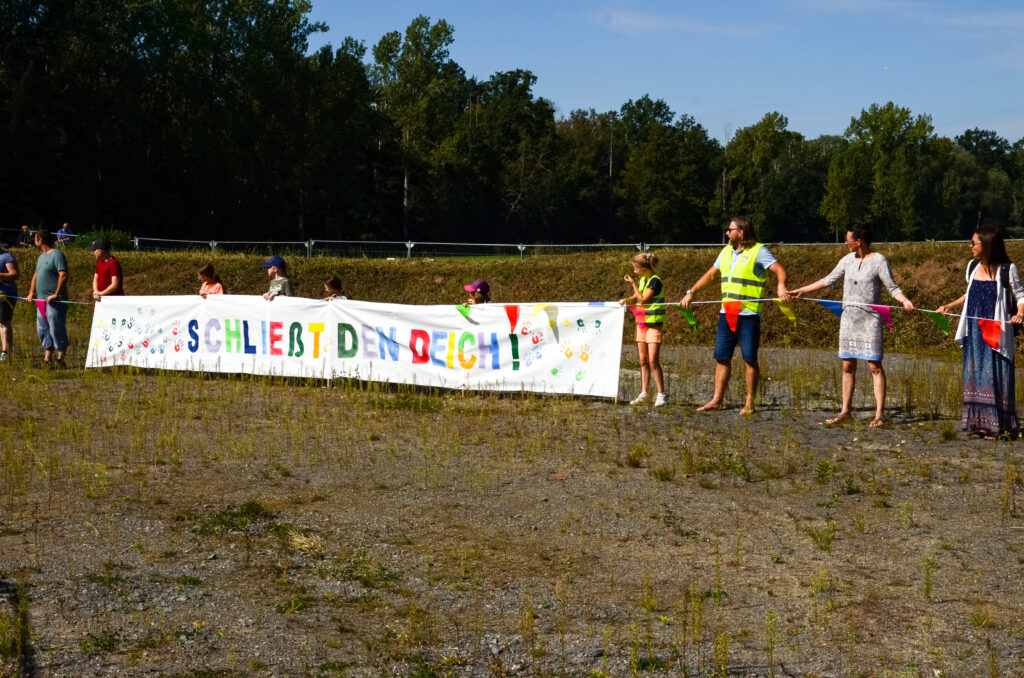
[868,418,885,429]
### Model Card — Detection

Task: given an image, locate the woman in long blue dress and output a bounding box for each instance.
[937,226,1024,438]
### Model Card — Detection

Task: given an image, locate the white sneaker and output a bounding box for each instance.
[630,392,648,405]
[654,393,668,407]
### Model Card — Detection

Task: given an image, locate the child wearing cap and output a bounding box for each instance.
[91,239,123,301]
[464,279,490,304]
[262,256,293,300]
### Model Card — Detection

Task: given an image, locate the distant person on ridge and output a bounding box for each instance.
[680,216,791,415]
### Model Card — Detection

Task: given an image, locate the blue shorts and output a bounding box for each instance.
[713,313,761,364]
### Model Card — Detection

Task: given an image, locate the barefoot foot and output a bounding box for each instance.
[697,401,724,412]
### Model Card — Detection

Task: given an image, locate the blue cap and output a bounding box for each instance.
[262,256,286,269]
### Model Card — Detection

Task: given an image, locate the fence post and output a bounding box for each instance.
[518,244,526,261]
[406,241,414,259]
[636,243,643,251]
[210,240,217,252]
[307,239,313,258]
[133,237,139,250]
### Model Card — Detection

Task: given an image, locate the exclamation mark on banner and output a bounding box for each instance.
[509,334,520,370]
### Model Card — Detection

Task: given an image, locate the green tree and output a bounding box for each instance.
[371,15,467,238]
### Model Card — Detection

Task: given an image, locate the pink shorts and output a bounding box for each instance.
[635,325,663,344]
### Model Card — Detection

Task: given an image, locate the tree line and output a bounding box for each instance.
[2,4,1023,244]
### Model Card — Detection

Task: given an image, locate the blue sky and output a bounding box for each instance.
[306,1,1024,144]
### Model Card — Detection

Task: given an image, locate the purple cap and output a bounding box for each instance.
[464,280,490,295]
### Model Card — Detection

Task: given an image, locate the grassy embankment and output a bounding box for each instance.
[1,239,1011,358]
[0,243,1022,676]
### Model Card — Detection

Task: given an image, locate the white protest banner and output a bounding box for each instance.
[85,296,624,397]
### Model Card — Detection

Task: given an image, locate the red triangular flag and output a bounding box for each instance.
[503,305,520,332]
[978,319,1002,349]
[868,304,893,332]
[723,301,742,332]
[630,305,646,330]
[34,299,47,317]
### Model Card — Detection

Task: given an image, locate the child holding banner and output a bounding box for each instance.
[197,263,224,297]
[791,222,913,428]
[464,279,490,304]
[323,275,348,301]
[937,226,1024,439]
[262,256,293,301]
[619,252,666,407]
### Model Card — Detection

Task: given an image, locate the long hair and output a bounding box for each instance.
[731,216,757,247]
[631,251,658,271]
[977,225,1010,267]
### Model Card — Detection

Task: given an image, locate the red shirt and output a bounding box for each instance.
[95,256,123,295]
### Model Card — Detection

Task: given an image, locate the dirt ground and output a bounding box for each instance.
[1,347,1023,677]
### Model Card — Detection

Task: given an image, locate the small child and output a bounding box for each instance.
[197,263,224,297]
[262,256,293,300]
[323,275,349,301]
[464,279,490,304]
[618,252,667,407]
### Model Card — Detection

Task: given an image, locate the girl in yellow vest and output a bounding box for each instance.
[619,252,667,406]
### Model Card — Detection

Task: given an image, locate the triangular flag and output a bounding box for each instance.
[673,303,696,330]
[774,300,796,325]
[723,301,742,332]
[630,305,646,330]
[456,304,471,321]
[34,299,47,317]
[503,305,520,332]
[978,319,1002,349]
[922,310,949,336]
[816,299,843,319]
[868,304,893,332]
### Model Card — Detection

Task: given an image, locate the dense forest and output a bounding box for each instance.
[2,2,1023,244]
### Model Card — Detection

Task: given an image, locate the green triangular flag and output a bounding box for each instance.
[456,304,471,321]
[673,303,696,330]
[922,310,949,337]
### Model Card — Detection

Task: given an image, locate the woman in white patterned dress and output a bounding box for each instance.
[791,222,914,427]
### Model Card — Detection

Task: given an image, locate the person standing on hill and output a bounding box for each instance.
[56,222,74,246]
[937,225,1024,439]
[619,252,667,407]
[0,246,18,362]
[679,216,791,415]
[790,221,914,428]
[91,239,123,301]
[25,230,69,366]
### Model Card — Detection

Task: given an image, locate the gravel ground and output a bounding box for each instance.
[1,348,1023,677]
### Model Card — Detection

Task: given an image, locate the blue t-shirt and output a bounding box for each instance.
[713,244,777,315]
[0,250,16,297]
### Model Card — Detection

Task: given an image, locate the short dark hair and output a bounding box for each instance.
[849,221,873,248]
[36,229,55,247]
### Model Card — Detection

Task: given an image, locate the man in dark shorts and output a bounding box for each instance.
[0,246,18,361]
[679,216,791,414]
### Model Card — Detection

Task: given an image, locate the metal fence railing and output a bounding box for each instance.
[1,228,991,258]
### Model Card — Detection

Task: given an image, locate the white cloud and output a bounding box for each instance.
[591,10,776,38]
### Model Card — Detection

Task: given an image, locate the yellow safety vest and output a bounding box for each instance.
[638,274,665,324]
[719,243,767,313]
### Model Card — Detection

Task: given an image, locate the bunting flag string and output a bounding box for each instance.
[672,303,697,329]
[774,300,796,325]
[921,310,950,336]
[978,319,1002,349]
[867,304,893,332]
[723,301,742,331]
[9,295,95,306]
[815,299,844,319]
